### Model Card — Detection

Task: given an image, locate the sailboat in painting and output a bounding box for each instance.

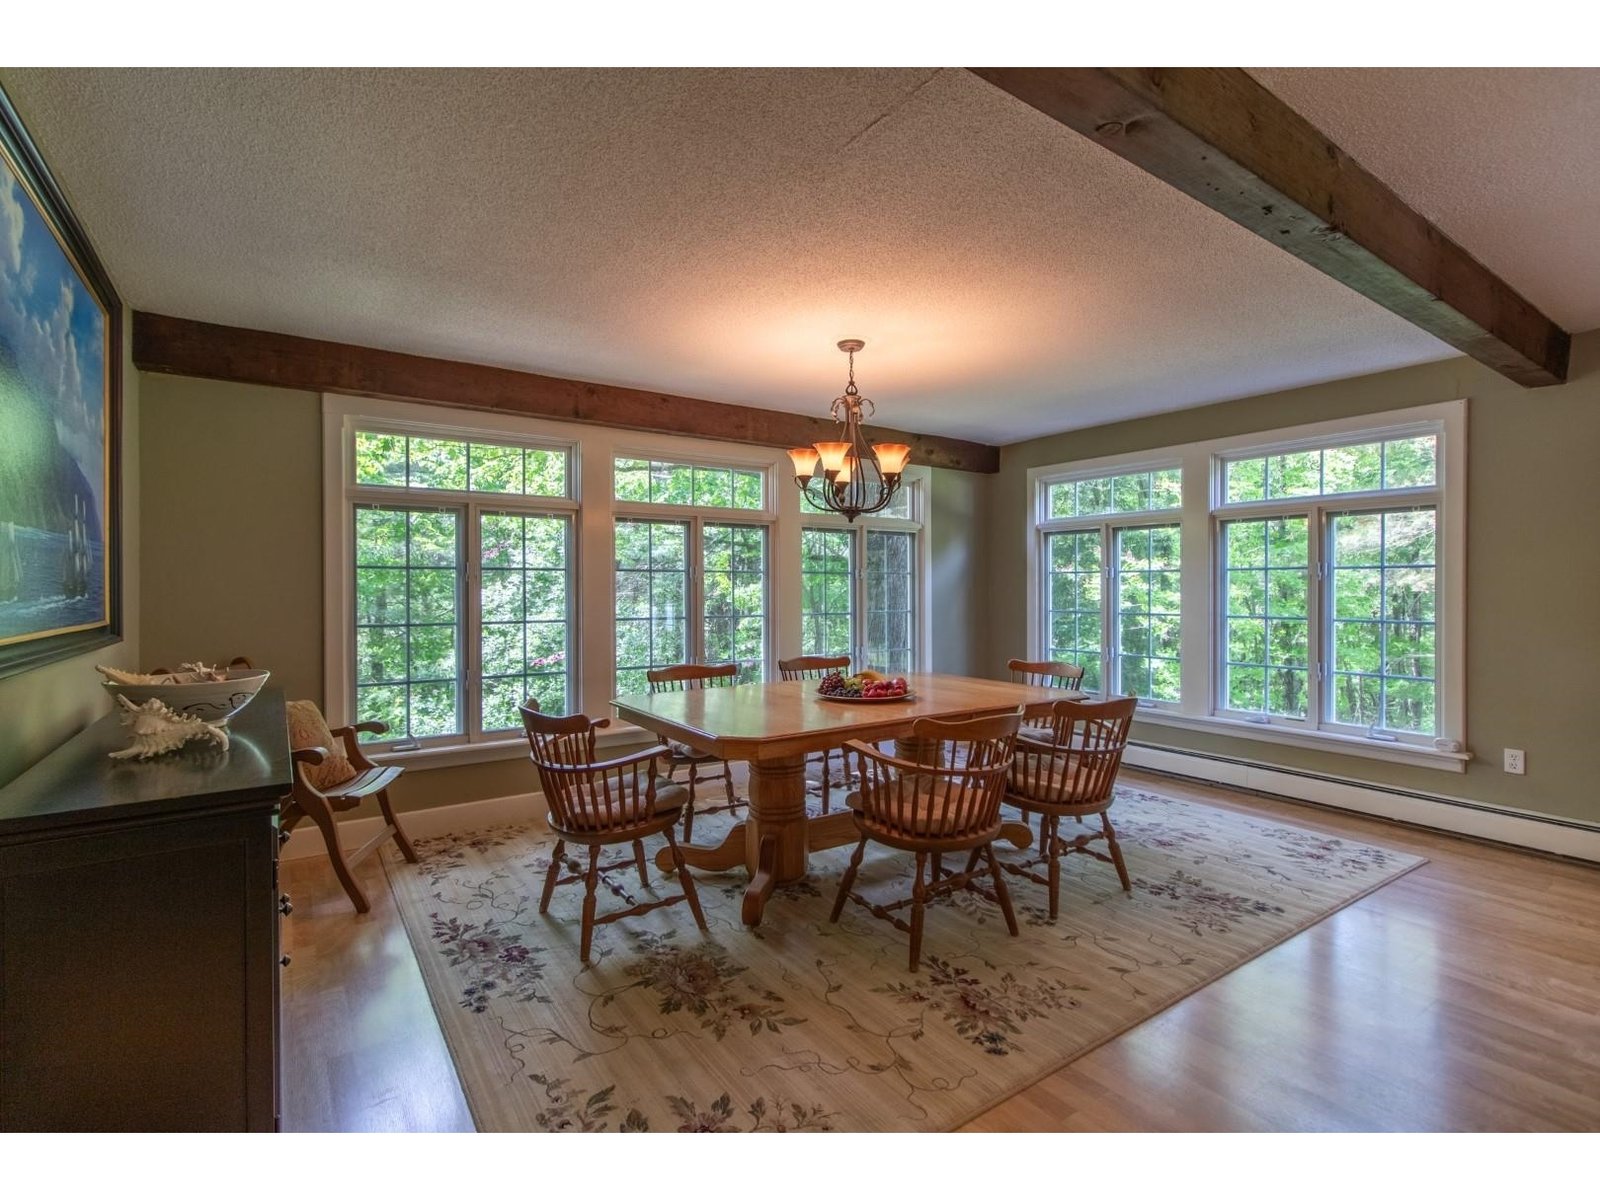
[61,495,90,600]
[0,522,20,604]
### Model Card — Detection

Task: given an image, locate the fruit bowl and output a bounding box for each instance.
[814,670,913,703]
[100,667,271,725]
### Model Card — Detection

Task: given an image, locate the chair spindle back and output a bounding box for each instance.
[1007,657,1086,690]
[646,662,740,692]
[848,709,1022,840]
[519,701,659,832]
[777,654,851,681]
[1010,696,1135,808]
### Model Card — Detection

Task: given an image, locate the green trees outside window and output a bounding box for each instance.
[703,524,768,683]
[1116,525,1182,702]
[354,504,462,741]
[1330,508,1436,734]
[1222,516,1310,718]
[480,512,571,731]
[614,519,690,697]
[800,528,854,658]
[1045,529,1103,692]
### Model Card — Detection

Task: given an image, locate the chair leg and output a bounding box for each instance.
[665,826,708,932]
[540,839,566,913]
[830,836,867,923]
[633,838,649,888]
[931,852,944,883]
[820,751,831,815]
[722,762,736,806]
[374,787,418,863]
[301,790,371,914]
[909,851,929,972]
[1103,812,1132,893]
[985,843,1020,937]
[1047,815,1062,921]
[580,844,601,962]
[683,765,698,842]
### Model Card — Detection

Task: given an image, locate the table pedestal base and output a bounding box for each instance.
[653,753,1034,926]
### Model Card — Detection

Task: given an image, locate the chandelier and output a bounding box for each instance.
[787,339,911,522]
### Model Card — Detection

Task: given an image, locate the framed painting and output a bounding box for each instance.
[0,84,123,679]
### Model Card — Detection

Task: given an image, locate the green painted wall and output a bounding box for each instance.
[0,313,141,787]
[987,329,1600,824]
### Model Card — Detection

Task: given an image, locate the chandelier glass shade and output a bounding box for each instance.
[788,339,911,522]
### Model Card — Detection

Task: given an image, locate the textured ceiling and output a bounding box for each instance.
[2,68,1585,444]
[1248,68,1600,333]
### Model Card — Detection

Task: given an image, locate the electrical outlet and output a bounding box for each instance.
[1504,748,1526,775]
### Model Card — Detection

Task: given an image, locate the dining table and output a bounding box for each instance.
[611,672,1083,926]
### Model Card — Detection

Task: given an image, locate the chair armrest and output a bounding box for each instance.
[291,745,328,765]
[842,738,932,776]
[330,722,384,771]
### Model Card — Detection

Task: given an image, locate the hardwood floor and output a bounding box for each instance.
[278,767,1600,1132]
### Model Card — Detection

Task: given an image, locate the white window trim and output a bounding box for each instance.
[795,467,931,673]
[1025,399,1469,772]
[323,395,798,766]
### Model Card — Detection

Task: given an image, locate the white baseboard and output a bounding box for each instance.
[281,791,547,861]
[1123,744,1600,864]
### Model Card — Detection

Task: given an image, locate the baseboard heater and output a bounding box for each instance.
[1123,740,1600,865]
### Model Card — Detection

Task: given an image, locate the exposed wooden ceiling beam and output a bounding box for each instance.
[969,68,1571,387]
[131,312,999,473]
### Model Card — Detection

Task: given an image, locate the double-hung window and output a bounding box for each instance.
[612,456,772,693]
[342,426,577,745]
[1036,467,1183,702]
[799,478,924,673]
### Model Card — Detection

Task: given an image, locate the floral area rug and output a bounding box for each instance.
[382,786,1423,1132]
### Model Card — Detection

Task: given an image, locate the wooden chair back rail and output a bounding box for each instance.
[845,711,1021,838]
[531,749,669,833]
[777,654,851,681]
[646,662,739,692]
[1012,697,1136,807]
[1007,657,1086,689]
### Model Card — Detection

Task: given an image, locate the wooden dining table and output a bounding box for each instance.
[612,672,1082,926]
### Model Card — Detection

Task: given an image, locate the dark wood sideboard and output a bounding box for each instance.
[0,688,292,1131]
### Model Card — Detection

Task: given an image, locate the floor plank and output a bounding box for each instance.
[279,767,1600,1132]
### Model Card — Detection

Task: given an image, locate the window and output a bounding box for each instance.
[1328,508,1436,735]
[865,529,916,675]
[479,512,572,731]
[1215,433,1443,742]
[1026,402,1465,769]
[799,528,854,658]
[356,430,566,496]
[614,457,764,509]
[1036,468,1183,704]
[799,476,925,674]
[343,426,575,745]
[614,519,690,696]
[612,454,773,693]
[1220,516,1309,719]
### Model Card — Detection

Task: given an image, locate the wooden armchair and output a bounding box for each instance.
[646,663,745,841]
[280,702,418,915]
[520,701,706,962]
[1002,696,1136,919]
[778,654,853,812]
[830,709,1023,971]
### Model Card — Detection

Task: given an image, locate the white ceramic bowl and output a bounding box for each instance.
[101,668,271,724]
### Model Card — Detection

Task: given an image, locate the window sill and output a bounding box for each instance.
[1131,708,1471,773]
[368,723,658,772]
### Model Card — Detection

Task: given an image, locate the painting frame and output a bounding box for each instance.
[0,82,123,680]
